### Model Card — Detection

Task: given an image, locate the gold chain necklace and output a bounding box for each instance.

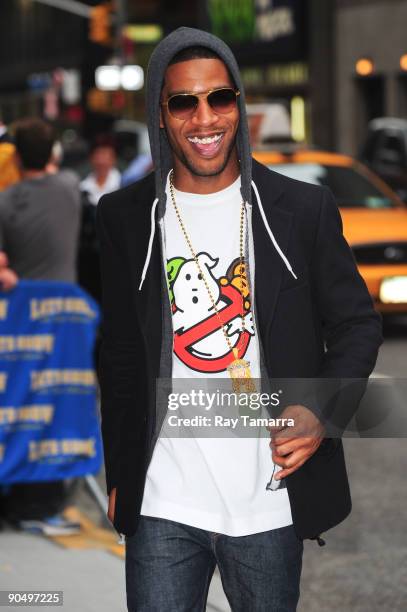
[169,170,255,391]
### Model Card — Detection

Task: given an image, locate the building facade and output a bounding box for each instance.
[202,0,336,150]
[335,0,407,155]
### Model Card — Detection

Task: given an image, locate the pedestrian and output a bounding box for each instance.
[80,136,121,206]
[96,28,383,611]
[0,117,81,535]
[0,121,20,192]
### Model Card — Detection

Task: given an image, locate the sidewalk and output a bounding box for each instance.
[0,530,126,612]
[1,439,406,611]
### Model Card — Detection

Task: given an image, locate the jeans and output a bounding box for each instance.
[125,517,303,612]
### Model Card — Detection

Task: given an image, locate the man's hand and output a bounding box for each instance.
[107,487,117,524]
[268,404,325,481]
[0,268,18,291]
[0,251,18,291]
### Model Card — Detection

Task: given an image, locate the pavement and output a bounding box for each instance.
[0,530,126,612]
[1,438,406,611]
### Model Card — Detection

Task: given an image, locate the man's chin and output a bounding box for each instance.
[187,164,227,178]
[183,153,233,178]
[171,133,238,179]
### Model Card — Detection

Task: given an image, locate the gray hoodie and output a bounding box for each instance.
[145,27,254,217]
[142,26,297,291]
[143,27,297,446]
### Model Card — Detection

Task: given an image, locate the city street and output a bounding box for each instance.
[1,316,406,612]
[1,1,407,611]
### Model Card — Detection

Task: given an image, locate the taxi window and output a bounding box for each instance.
[268,163,394,208]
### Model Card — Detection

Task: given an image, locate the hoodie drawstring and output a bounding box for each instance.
[138,184,297,290]
[251,180,298,280]
[138,197,159,291]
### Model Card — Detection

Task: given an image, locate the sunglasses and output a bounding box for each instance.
[162,87,240,120]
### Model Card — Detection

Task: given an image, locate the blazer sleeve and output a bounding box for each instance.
[310,186,383,430]
[96,195,143,495]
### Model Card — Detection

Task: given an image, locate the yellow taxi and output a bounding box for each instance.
[253,149,407,313]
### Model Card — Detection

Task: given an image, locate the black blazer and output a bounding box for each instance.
[96,159,382,540]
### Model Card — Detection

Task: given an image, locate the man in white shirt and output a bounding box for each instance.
[97,28,382,612]
[80,137,121,206]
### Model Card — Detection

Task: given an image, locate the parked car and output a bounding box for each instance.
[360,117,407,203]
[253,149,407,313]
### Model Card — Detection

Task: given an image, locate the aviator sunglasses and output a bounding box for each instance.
[162,87,240,120]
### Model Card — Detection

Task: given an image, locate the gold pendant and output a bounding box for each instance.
[227,348,256,393]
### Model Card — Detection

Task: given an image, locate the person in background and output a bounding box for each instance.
[80,136,121,206]
[0,117,81,535]
[46,139,64,175]
[0,121,20,192]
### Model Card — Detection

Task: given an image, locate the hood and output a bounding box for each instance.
[138,28,297,291]
[145,27,252,219]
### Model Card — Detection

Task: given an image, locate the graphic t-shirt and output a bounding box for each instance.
[140,175,293,536]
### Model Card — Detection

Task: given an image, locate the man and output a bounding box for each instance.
[97,28,382,611]
[80,136,121,206]
[0,117,81,535]
[0,118,80,282]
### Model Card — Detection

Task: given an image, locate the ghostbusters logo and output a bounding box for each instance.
[167,252,255,373]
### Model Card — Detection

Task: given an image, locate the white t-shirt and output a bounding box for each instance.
[140,175,292,536]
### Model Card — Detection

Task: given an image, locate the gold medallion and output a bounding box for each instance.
[227,348,256,393]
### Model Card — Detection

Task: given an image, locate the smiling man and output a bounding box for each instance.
[160,55,240,183]
[97,28,382,611]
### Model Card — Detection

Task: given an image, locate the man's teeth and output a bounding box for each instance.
[188,134,222,144]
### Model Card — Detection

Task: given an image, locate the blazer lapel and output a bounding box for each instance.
[251,174,294,340]
[124,177,163,350]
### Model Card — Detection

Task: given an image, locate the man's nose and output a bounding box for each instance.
[191,98,219,127]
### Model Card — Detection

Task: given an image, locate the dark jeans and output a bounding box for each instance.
[125,517,303,612]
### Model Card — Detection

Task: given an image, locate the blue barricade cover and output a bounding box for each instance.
[0,280,102,484]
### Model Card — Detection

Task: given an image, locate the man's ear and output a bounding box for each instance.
[159,107,165,129]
